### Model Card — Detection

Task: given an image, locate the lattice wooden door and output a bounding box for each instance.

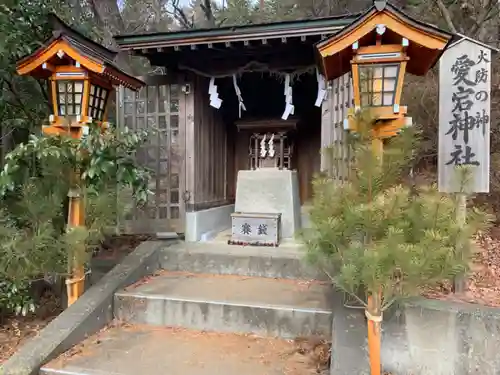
[320,72,354,181]
[117,77,185,234]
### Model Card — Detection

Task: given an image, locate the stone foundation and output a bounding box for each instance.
[234,169,301,239]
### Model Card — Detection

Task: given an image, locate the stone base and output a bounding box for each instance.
[234,169,301,239]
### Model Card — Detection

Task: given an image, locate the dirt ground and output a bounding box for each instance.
[0,288,62,364]
[0,234,149,364]
[423,230,500,307]
[92,234,151,260]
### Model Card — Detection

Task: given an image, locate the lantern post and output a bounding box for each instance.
[315,3,453,374]
[15,14,144,306]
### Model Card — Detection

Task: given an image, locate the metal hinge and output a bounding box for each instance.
[182,190,191,202]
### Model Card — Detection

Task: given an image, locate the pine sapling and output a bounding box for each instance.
[301,111,493,375]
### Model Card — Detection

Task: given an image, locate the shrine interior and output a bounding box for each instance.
[216,71,322,204]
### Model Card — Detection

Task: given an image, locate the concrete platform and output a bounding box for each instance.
[40,323,317,375]
[114,271,333,338]
[160,241,327,280]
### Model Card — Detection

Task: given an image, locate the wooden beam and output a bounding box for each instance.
[42,62,55,71]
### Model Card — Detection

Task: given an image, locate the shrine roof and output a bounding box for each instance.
[114,14,360,51]
[448,34,499,52]
[316,1,454,79]
[16,13,144,90]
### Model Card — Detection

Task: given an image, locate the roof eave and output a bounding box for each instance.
[114,15,362,51]
[316,3,452,53]
[103,66,145,91]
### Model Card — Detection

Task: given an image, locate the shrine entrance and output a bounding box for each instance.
[114,15,359,241]
[217,71,321,204]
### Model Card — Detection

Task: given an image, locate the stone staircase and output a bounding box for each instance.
[39,241,333,375]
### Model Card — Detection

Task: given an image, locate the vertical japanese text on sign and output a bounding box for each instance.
[438,38,493,193]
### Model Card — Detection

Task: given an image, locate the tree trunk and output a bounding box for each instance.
[89,0,133,73]
[89,0,126,47]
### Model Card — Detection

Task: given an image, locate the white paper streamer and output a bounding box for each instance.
[282,74,294,120]
[233,75,246,118]
[268,134,275,158]
[209,77,223,109]
[260,134,267,158]
[315,68,327,107]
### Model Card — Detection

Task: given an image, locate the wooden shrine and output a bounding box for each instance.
[235,118,297,170]
[112,1,455,242]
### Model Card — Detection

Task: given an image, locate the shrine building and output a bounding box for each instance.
[112,1,456,245]
[29,1,458,245]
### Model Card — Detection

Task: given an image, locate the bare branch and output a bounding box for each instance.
[199,0,216,28]
[469,0,499,38]
[435,0,457,33]
[167,0,193,29]
[2,78,38,125]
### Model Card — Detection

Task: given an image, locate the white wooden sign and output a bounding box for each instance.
[438,37,493,193]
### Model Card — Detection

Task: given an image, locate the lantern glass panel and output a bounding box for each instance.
[88,84,109,121]
[56,80,84,118]
[358,63,400,107]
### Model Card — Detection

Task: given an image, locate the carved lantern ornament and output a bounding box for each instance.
[16,13,144,139]
[316,1,453,145]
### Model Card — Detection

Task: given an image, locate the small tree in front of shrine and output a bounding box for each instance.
[0,123,151,316]
[301,111,493,375]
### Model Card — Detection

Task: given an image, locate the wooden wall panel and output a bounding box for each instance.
[190,76,230,209]
[296,125,321,204]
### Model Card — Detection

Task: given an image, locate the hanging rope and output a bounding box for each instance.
[232,74,246,118]
[178,61,316,80]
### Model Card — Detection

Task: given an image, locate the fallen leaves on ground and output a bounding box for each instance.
[1,234,147,364]
[93,234,151,260]
[47,322,328,375]
[0,289,62,364]
[423,230,500,307]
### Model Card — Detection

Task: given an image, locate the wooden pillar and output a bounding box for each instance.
[66,127,87,306]
[182,77,195,210]
[320,84,333,173]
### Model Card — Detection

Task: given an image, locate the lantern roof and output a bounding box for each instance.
[16,14,144,90]
[316,1,454,80]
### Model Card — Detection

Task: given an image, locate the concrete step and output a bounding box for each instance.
[160,242,327,280]
[114,271,333,339]
[40,323,321,375]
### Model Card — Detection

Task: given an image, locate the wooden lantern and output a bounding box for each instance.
[316,1,453,143]
[15,14,144,306]
[16,13,143,139]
